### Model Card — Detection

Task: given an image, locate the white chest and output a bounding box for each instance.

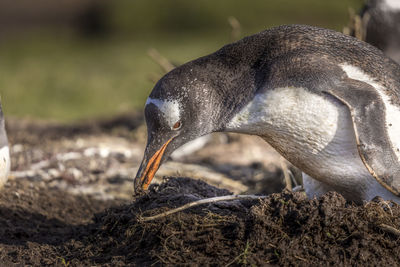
[226,87,374,192]
[226,87,354,157]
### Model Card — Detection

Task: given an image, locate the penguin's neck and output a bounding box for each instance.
[185,55,259,131]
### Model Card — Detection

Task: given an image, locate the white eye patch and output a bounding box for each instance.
[146,97,181,128]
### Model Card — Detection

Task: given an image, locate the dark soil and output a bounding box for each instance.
[1,177,399,266]
[0,179,125,266]
[1,116,400,266]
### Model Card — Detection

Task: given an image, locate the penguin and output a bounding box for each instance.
[359,0,400,64]
[0,101,10,189]
[135,24,400,204]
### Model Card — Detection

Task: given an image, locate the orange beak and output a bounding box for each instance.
[136,138,173,190]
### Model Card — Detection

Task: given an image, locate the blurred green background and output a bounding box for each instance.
[0,0,363,121]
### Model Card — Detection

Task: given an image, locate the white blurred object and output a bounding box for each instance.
[0,101,9,189]
[0,145,10,187]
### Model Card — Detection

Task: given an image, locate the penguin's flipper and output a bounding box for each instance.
[323,78,400,196]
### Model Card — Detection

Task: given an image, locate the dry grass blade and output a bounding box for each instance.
[353,15,364,41]
[379,224,400,237]
[228,16,241,41]
[140,194,267,221]
[147,48,176,73]
[343,7,367,41]
[280,157,292,191]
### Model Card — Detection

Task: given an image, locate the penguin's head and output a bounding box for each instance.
[134,64,224,192]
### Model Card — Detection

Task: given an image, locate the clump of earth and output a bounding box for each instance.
[1,114,399,266]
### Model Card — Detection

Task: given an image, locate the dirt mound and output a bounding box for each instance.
[62,178,399,266]
[1,177,399,266]
[0,179,125,266]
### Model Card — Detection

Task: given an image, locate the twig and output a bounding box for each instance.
[294,255,308,262]
[140,194,267,222]
[379,224,400,237]
[280,157,292,191]
[225,240,250,267]
[354,14,364,41]
[343,7,367,41]
[360,12,370,41]
[228,16,241,41]
[147,48,175,73]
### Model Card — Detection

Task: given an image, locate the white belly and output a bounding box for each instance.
[0,145,10,188]
[226,87,399,202]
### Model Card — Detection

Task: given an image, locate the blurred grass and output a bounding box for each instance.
[0,34,226,121]
[0,0,363,121]
[111,0,363,35]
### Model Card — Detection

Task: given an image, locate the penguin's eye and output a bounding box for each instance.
[172,121,182,130]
